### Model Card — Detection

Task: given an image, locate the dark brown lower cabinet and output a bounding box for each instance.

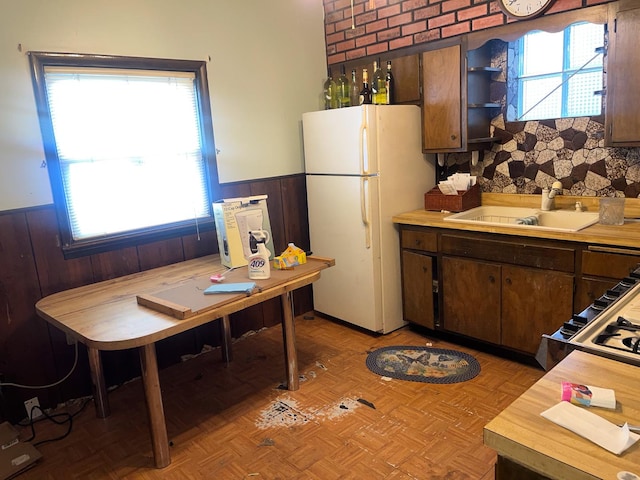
[575,248,640,312]
[501,264,573,354]
[441,256,573,355]
[495,456,551,480]
[442,256,501,344]
[401,250,436,329]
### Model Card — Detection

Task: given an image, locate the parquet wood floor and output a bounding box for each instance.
[16,314,544,479]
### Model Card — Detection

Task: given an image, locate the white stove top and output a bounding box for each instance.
[570,281,640,365]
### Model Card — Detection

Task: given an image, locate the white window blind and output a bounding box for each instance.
[44,67,210,241]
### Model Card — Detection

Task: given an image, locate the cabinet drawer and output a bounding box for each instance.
[582,248,640,278]
[441,234,575,272]
[401,229,437,252]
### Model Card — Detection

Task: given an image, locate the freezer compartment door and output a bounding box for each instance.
[302,106,376,176]
[306,174,383,331]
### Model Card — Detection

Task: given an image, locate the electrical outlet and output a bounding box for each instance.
[24,397,42,420]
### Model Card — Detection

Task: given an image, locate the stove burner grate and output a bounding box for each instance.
[593,317,640,355]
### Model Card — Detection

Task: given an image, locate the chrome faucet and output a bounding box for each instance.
[541,181,563,211]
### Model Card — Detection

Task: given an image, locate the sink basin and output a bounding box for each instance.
[443,205,599,233]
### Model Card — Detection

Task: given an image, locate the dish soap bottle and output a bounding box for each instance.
[247,231,271,280]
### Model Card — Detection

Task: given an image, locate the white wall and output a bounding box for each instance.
[0,0,327,210]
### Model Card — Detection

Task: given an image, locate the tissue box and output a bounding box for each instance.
[213,195,275,268]
[273,244,307,270]
[424,183,481,212]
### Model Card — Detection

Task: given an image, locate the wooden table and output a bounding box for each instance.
[484,350,640,479]
[36,254,334,468]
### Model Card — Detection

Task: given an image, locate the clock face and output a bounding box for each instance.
[498,0,554,19]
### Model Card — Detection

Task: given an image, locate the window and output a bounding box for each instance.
[29,53,219,257]
[509,22,605,121]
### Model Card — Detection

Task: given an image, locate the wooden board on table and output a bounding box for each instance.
[136,256,335,320]
[136,276,251,320]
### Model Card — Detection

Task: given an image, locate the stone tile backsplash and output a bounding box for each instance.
[452,116,640,199]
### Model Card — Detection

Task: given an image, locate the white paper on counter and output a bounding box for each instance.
[541,401,640,455]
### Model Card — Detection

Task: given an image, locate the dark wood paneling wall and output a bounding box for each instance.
[0,174,311,423]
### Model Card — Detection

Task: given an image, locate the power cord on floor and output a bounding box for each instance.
[0,341,85,446]
[19,396,92,447]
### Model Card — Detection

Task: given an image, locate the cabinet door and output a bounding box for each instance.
[402,250,435,329]
[605,4,640,146]
[442,256,501,344]
[575,277,617,313]
[393,54,421,104]
[501,265,574,355]
[576,248,640,312]
[582,249,640,278]
[422,44,465,152]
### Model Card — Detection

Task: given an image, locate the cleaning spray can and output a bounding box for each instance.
[247,231,271,280]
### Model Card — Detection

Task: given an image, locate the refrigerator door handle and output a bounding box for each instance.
[359,107,369,175]
[360,176,371,249]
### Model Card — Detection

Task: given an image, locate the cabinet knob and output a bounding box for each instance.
[488,275,495,283]
[450,134,457,140]
[505,277,512,285]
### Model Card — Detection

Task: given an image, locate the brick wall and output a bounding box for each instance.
[324,0,614,65]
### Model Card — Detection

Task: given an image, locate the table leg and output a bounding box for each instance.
[221,314,232,365]
[87,347,110,418]
[139,343,171,468]
[280,291,299,391]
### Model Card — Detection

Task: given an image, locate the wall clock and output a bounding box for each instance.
[497,0,555,20]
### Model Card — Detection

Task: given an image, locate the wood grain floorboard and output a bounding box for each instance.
[15,314,544,479]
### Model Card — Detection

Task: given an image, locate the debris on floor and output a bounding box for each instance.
[180,343,215,362]
[255,396,364,428]
[255,398,312,429]
[315,397,360,420]
[356,398,376,409]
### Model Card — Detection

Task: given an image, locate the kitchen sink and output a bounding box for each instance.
[443,205,600,233]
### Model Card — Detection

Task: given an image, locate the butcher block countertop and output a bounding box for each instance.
[393,193,640,249]
[484,350,640,479]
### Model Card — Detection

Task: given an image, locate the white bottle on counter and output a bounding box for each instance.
[248,234,271,280]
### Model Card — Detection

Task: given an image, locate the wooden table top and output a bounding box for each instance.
[484,350,640,479]
[36,255,334,350]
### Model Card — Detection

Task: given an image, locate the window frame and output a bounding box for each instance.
[29,52,220,258]
[513,22,604,121]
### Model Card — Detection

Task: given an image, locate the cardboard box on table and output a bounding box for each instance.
[213,195,275,268]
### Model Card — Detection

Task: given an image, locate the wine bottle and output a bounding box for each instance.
[323,68,338,110]
[385,60,395,105]
[359,68,372,105]
[336,65,350,108]
[371,59,386,105]
[349,69,360,107]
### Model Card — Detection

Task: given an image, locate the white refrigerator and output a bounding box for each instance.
[302,105,435,333]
